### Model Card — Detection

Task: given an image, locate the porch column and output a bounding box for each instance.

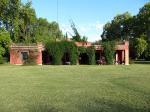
[125,49,129,65]
[36,49,42,65]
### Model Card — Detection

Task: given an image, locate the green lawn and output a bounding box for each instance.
[0,65,150,112]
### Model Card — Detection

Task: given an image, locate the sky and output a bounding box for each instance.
[22,0,149,42]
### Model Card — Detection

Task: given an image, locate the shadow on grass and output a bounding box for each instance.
[77,98,150,112]
[133,61,150,64]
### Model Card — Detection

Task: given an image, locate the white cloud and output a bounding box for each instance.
[96,23,104,30]
[60,21,104,42]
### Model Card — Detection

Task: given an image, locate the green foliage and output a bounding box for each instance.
[61,41,78,65]
[70,20,81,41]
[78,47,87,54]
[136,2,150,38]
[46,42,63,65]
[46,41,78,65]
[87,46,96,65]
[102,2,150,60]
[0,0,8,20]
[134,37,148,59]
[0,46,5,64]
[102,12,132,41]
[0,29,11,49]
[102,41,116,65]
[78,46,96,65]
[0,1,63,44]
[18,1,37,43]
[23,50,38,65]
[70,20,88,42]
[144,45,150,60]
[35,19,63,44]
[0,29,11,63]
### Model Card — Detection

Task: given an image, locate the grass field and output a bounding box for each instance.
[0,64,150,112]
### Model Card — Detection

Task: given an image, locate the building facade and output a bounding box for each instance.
[10,43,44,65]
[10,41,129,65]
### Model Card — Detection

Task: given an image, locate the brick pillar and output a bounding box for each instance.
[37,43,43,65]
[37,50,42,65]
[125,49,129,65]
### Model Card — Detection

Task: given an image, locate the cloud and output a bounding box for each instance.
[96,22,104,30]
[80,27,88,32]
[60,24,73,37]
[60,21,104,42]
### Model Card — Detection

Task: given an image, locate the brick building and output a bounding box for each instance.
[10,41,129,65]
[10,43,44,65]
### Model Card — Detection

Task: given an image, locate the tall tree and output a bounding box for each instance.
[35,18,63,43]
[102,12,132,41]
[18,1,37,42]
[70,20,81,41]
[134,36,148,59]
[0,0,20,42]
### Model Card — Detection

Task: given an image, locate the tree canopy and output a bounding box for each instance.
[0,0,63,44]
[101,2,150,60]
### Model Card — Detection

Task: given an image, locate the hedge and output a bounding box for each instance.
[78,46,96,65]
[102,41,116,65]
[45,41,78,65]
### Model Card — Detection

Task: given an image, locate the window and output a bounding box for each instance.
[21,52,28,60]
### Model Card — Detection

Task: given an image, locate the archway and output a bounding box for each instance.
[79,53,89,65]
[42,51,52,65]
[62,52,70,65]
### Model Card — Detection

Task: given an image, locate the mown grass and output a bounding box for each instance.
[0,64,150,112]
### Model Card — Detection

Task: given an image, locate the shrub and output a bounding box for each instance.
[46,42,63,65]
[134,37,148,59]
[45,41,78,65]
[67,42,78,65]
[24,50,38,65]
[102,41,116,65]
[0,31,11,62]
[0,46,5,64]
[78,46,96,65]
[87,46,96,65]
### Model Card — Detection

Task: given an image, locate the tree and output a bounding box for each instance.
[0,0,20,42]
[48,21,63,41]
[101,3,150,60]
[137,2,150,38]
[18,1,37,43]
[144,44,150,60]
[0,0,8,20]
[134,36,148,59]
[35,18,63,43]
[70,20,81,41]
[102,12,132,41]
[0,28,11,63]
